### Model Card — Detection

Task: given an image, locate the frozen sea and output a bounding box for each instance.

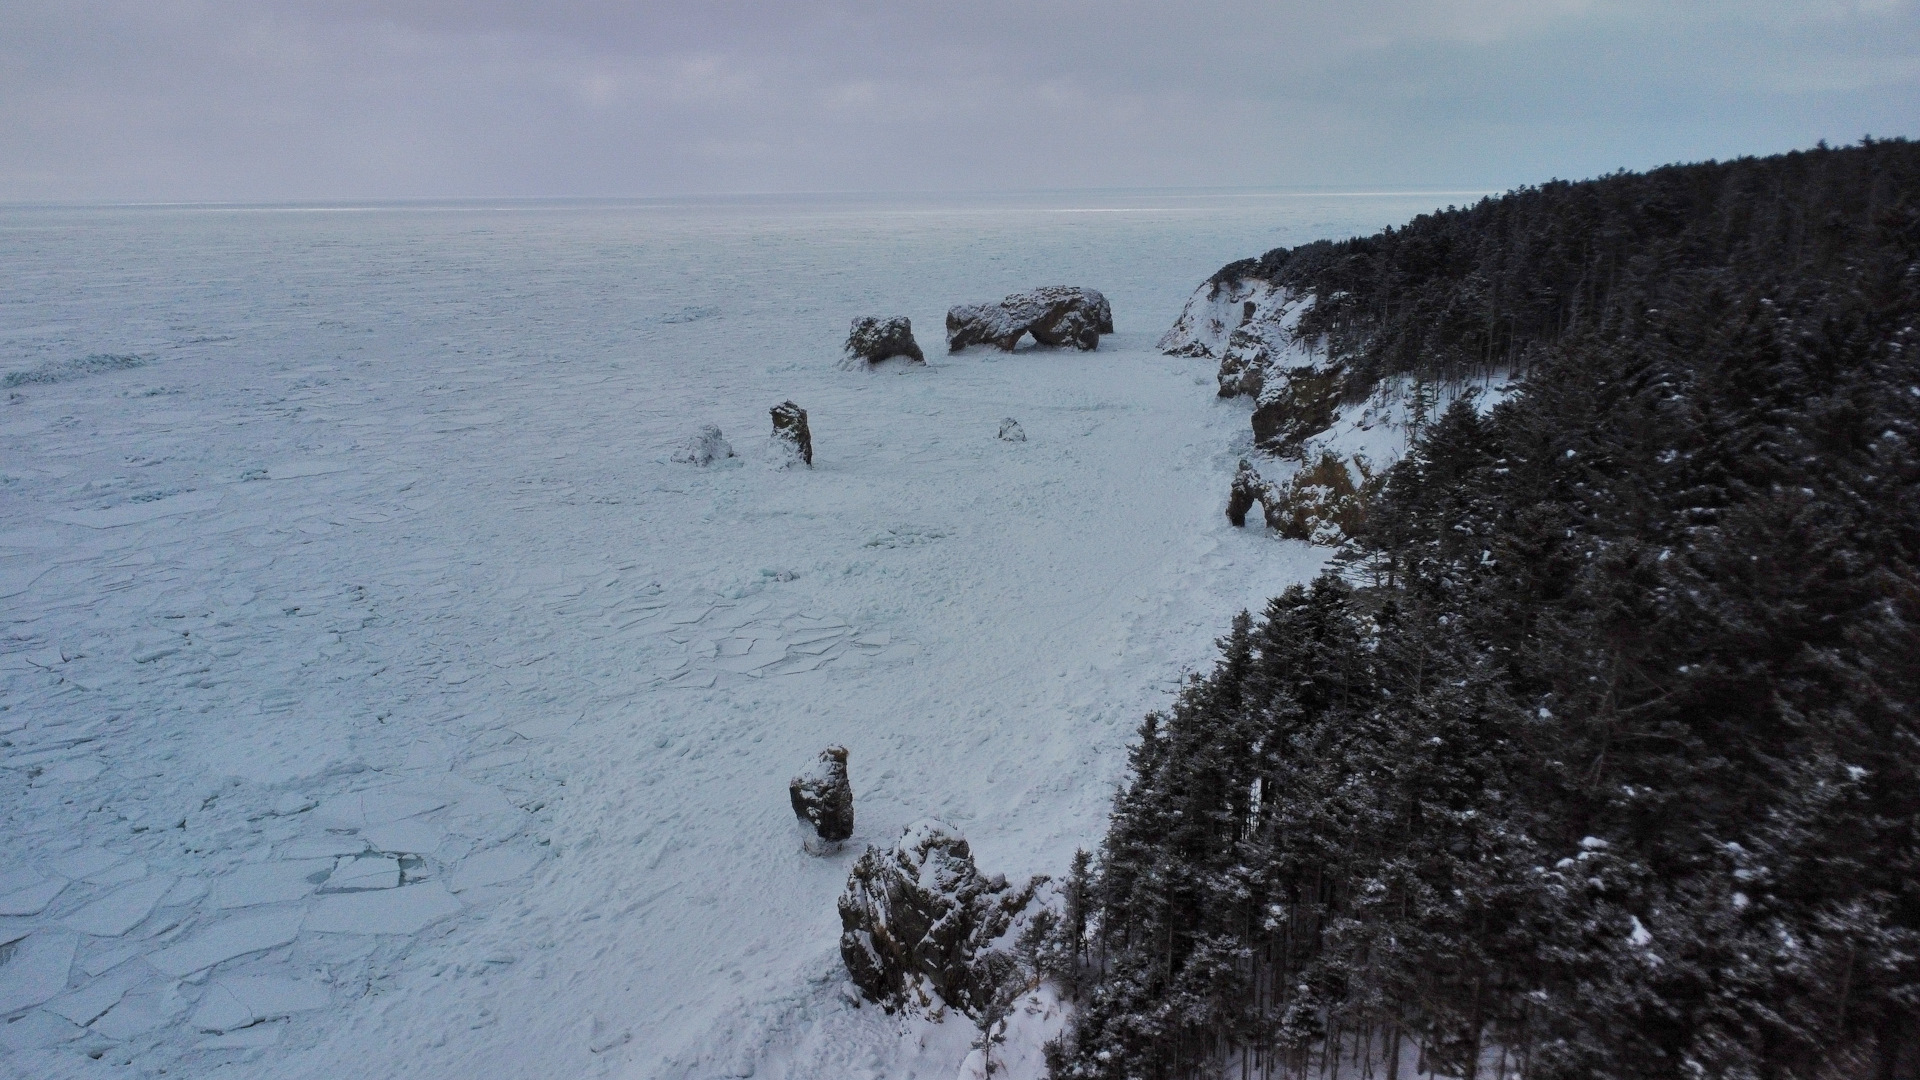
[1,191,1463,1079]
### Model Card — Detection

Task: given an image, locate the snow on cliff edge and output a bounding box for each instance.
[1163,268,1518,543]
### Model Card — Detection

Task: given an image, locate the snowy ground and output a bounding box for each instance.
[0,192,1454,1079]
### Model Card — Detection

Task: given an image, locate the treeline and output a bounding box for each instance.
[1213,138,1920,389]
[1048,141,1920,1078]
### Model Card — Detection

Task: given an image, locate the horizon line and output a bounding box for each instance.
[0,186,1508,212]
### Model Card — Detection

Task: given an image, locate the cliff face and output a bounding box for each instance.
[1156,276,1301,369]
[1165,270,1514,544]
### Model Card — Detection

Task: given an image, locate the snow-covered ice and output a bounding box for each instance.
[61,877,175,936]
[0,933,77,1015]
[2,191,1451,1078]
[189,975,331,1035]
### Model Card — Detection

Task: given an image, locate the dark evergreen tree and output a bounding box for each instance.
[1057,140,1920,1080]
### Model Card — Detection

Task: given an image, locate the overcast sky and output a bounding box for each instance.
[3,1,1916,202]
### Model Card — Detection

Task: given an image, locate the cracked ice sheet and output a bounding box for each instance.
[0,192,1432,1079]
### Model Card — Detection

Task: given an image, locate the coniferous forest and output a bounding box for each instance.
[1048,141,1920,1078]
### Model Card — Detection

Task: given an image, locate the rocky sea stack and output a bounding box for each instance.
[843,316,926,367]
[770,400,812,466]
[946,287,1112,352]
[789,746,854,855]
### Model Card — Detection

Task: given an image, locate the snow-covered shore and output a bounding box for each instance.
[1,194,1448,1079]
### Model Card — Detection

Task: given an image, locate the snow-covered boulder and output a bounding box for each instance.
[838,820,1045,1017]
[842,316,926,368]
[671,424,736,465]
[996,418,1026,442]
[789,745,854,855]
[770,401,812,467]
[946,287,1112,353]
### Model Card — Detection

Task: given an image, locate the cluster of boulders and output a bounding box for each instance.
[786,746,1048,1020]
[725,289,1118,1013]
[670,288,1105,473]
[669,403,813,470]
[844,287,1112,363]
[945,286,1112,353]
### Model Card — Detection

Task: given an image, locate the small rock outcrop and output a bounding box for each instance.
[671,424,736,465]
[946,287,1113,353]
[790,746,854,855]
[770,401,812,466]
[839,820,1045,1016]
[1226,458,1279,529]
[843,316,926,368]
[1227,455,1373,545]
[996,418,1026,442]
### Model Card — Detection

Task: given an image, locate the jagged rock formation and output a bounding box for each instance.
[946,287,1112,352]
[1168,259,1513,547]
[789,746,854,855]
[839,820,1045,1017]
[1164,274,1348,453]
[1225,459,1279,529]
[843,316,926,368]
[770,401,812,466]
[997,418,1026,442]
[1250,363,1347,456]
[1160,278,1314,400]
[1158,275,1283,358]
[1226,455,1377,544]
[1176,276,1351,538]
[670,424,735,465]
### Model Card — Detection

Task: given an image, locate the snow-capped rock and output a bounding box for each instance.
[672,424,736,465]
[946,287,1112,353]
[770,401,812,467]
[996,418,1026,442]
[843,316,926,368]
[789,745,854,856]
[1158,274,1305,378]
[838,820,1045,1018]
[1161,275,1343,444]
[1158,275,1281,358]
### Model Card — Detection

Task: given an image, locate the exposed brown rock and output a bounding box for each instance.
[789,745,854,855]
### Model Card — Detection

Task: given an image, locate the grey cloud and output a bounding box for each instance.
[1,0,1914,200]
